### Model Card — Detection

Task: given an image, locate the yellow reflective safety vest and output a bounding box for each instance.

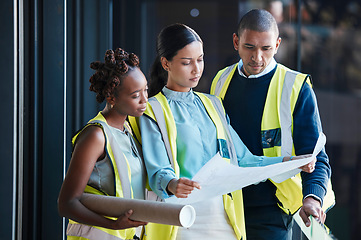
[129,91,246,240]
[67,112,137,240]
[211,63,335,215]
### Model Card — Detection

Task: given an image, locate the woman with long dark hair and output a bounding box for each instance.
[132,23,315,240]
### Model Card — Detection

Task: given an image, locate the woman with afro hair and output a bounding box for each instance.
[58,48,148,240]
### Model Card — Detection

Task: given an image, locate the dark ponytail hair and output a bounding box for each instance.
[149,23,202,97]
[89,48,140,103]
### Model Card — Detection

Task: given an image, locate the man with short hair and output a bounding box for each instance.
[210,9,334,239]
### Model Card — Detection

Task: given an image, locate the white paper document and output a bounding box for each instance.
[293,208,335,240]
[166,133,326,205]
[270,132,326,183]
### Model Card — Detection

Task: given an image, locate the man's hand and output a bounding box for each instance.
[167,177,201,198]
[284,154,316,173]
[299,196,326,227]
[299,156,316,173]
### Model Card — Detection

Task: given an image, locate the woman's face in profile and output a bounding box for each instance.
[112,67,148,117]
[163,41,204,92]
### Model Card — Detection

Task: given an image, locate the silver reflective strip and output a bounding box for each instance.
[208,96,237,165]
[214,63,237,96]
[92,120,132,198]
[148,98,175,169]
[67,223,124,240]
[280,71,298,156]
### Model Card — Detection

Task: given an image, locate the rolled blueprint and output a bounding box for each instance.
[80,193,196,228]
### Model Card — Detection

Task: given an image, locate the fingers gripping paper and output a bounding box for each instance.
[80,193,196,228]
[293,209,336,240]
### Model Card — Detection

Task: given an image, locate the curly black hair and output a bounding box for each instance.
[89,48,140,103]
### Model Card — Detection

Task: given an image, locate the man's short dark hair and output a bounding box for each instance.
[236,9,279,37]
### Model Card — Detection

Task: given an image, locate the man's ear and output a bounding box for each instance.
[275,37,282,54]
[233,33,240,51]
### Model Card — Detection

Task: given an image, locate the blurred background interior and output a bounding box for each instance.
[2,0,361,239]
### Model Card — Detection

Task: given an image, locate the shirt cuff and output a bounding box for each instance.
[303,181,326,204]
[259,156,284,166]
[304,194,322,205]
[158,172,177,199]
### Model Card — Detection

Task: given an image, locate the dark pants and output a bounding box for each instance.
[291,220,308,240]
[244,204,293,240]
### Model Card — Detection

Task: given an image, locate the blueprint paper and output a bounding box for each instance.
[293,208,334,240]
[270,132,326,183]
[166,133,325,205]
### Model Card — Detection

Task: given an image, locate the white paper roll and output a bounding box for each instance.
[179,204,196,228]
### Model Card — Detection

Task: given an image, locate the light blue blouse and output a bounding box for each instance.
[139,87,283,199]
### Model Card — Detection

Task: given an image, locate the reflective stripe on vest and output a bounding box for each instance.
[139,92,246,240]
[67,223,133,240]
[280,71,298,155]
[91,119,133,199]
[211,63,238,99]
[68,112,136,239]
[148,97,177,172]
[262,66,308,214]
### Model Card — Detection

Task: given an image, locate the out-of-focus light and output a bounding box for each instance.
[190,8,200,17]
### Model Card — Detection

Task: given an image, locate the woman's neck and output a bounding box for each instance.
[101,107,127,131]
